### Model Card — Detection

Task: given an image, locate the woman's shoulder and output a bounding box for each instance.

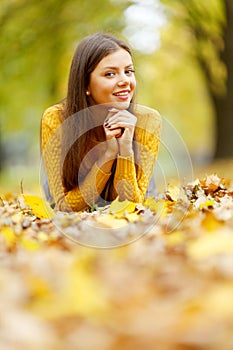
[42,101,65,127]
[134,104,162,133]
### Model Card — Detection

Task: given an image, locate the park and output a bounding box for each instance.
[0,1,233,349]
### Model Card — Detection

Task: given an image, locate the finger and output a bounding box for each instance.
[107,122,135,130]
[106,113,137,126]
[106,114,135,124]
[104,114,117,127]
[105,127,123,139]
[119,127,134,140]
[104,109,119,124]
[115,129,124,138]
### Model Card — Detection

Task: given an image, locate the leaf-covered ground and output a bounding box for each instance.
[0,174,233,350]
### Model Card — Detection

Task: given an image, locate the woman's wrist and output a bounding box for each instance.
[119,151,133,157]
[118,146,133,157]
[104,149,119,160]
[97,151,117,173]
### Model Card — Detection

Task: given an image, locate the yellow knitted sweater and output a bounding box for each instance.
[41,103,161,212]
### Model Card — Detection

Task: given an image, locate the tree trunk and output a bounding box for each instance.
[214,0,233,158]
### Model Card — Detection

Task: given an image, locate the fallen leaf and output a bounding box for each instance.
[20,237,40,251]
[1,226,16,247]
[23,195,55,219]
[94,214,128,228]
[109,197,136,216]
[143,197,166,216]
[187,232,233,259]
[199,199,215,210]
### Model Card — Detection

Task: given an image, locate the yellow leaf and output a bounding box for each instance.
[125,212,141,222]
[199,200,215,210]
[65,257,108,316]
[29,253,108,319]
[143,197,166,216]
[202,212,223,231]
[165,230,185,247]
[37,231,49,242]
[26,276,51,298]
[166,185,181,201]
[198,282,233,317]
[187,233,233,259]
[1,226,16,246]
[95,214,128,228]
[20,237,40,251]
[109,197,136,216]
[11,212,24,224]
[23,195,55,219]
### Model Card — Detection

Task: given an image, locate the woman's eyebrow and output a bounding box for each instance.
[102,64,134,70]
[125,64,134,68]
[102,66,118,70]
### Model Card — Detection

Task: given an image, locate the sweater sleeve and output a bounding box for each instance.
[41,105,112,212]
[112,106,162,203]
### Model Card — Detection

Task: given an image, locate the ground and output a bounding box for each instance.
[0,170,233,350]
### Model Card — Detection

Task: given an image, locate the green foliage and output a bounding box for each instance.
[0,0,130,183]
[0,0,229,186]
[0,0,128,134]
[136,0,226,158]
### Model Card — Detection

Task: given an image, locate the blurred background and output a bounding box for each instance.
[0,0,232,194]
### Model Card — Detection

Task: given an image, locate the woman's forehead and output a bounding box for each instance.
[98,48,133,68]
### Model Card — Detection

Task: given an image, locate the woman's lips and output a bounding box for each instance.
[113,90,131,100]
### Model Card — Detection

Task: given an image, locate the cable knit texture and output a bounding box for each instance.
[41,103,161,212]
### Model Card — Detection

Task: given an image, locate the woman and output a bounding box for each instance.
[41,33,161,212]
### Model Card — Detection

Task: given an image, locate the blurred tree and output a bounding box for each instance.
[161,0,233,159]
[0,0,129,170]
[215,0,233,158]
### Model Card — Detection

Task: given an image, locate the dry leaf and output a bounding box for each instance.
[143,197,167,216]
[187,232,233,259]
[1,173,233,350]
[23,195,55,219]
[109,197,137,216]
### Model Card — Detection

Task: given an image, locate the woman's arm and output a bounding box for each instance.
[108,106,162,202]
[41,105,161,210]
[41,106,117,212]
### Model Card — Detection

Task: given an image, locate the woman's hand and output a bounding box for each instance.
[104,108,137,157]
[103,110,121,158]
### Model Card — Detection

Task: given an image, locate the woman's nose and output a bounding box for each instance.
[117,73,130,86]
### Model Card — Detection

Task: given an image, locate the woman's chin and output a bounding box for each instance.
[109,101,131,110]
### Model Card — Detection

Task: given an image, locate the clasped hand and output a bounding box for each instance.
[103,108,137,157]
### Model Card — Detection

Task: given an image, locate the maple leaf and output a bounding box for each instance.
[143,196,167,216]
[1,173,233,350]
[109,197,137,216]
[165,184,181,202]
[23,195,55,219]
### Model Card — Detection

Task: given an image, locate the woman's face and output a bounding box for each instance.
[87,48,136,109]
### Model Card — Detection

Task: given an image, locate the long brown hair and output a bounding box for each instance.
[62,33,135,191]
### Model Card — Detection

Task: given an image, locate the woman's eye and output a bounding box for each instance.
[125,69,135,75]
[105,72,115,77]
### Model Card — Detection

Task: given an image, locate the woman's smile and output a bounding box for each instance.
[113,89,131,100]
[87,48,136,108]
